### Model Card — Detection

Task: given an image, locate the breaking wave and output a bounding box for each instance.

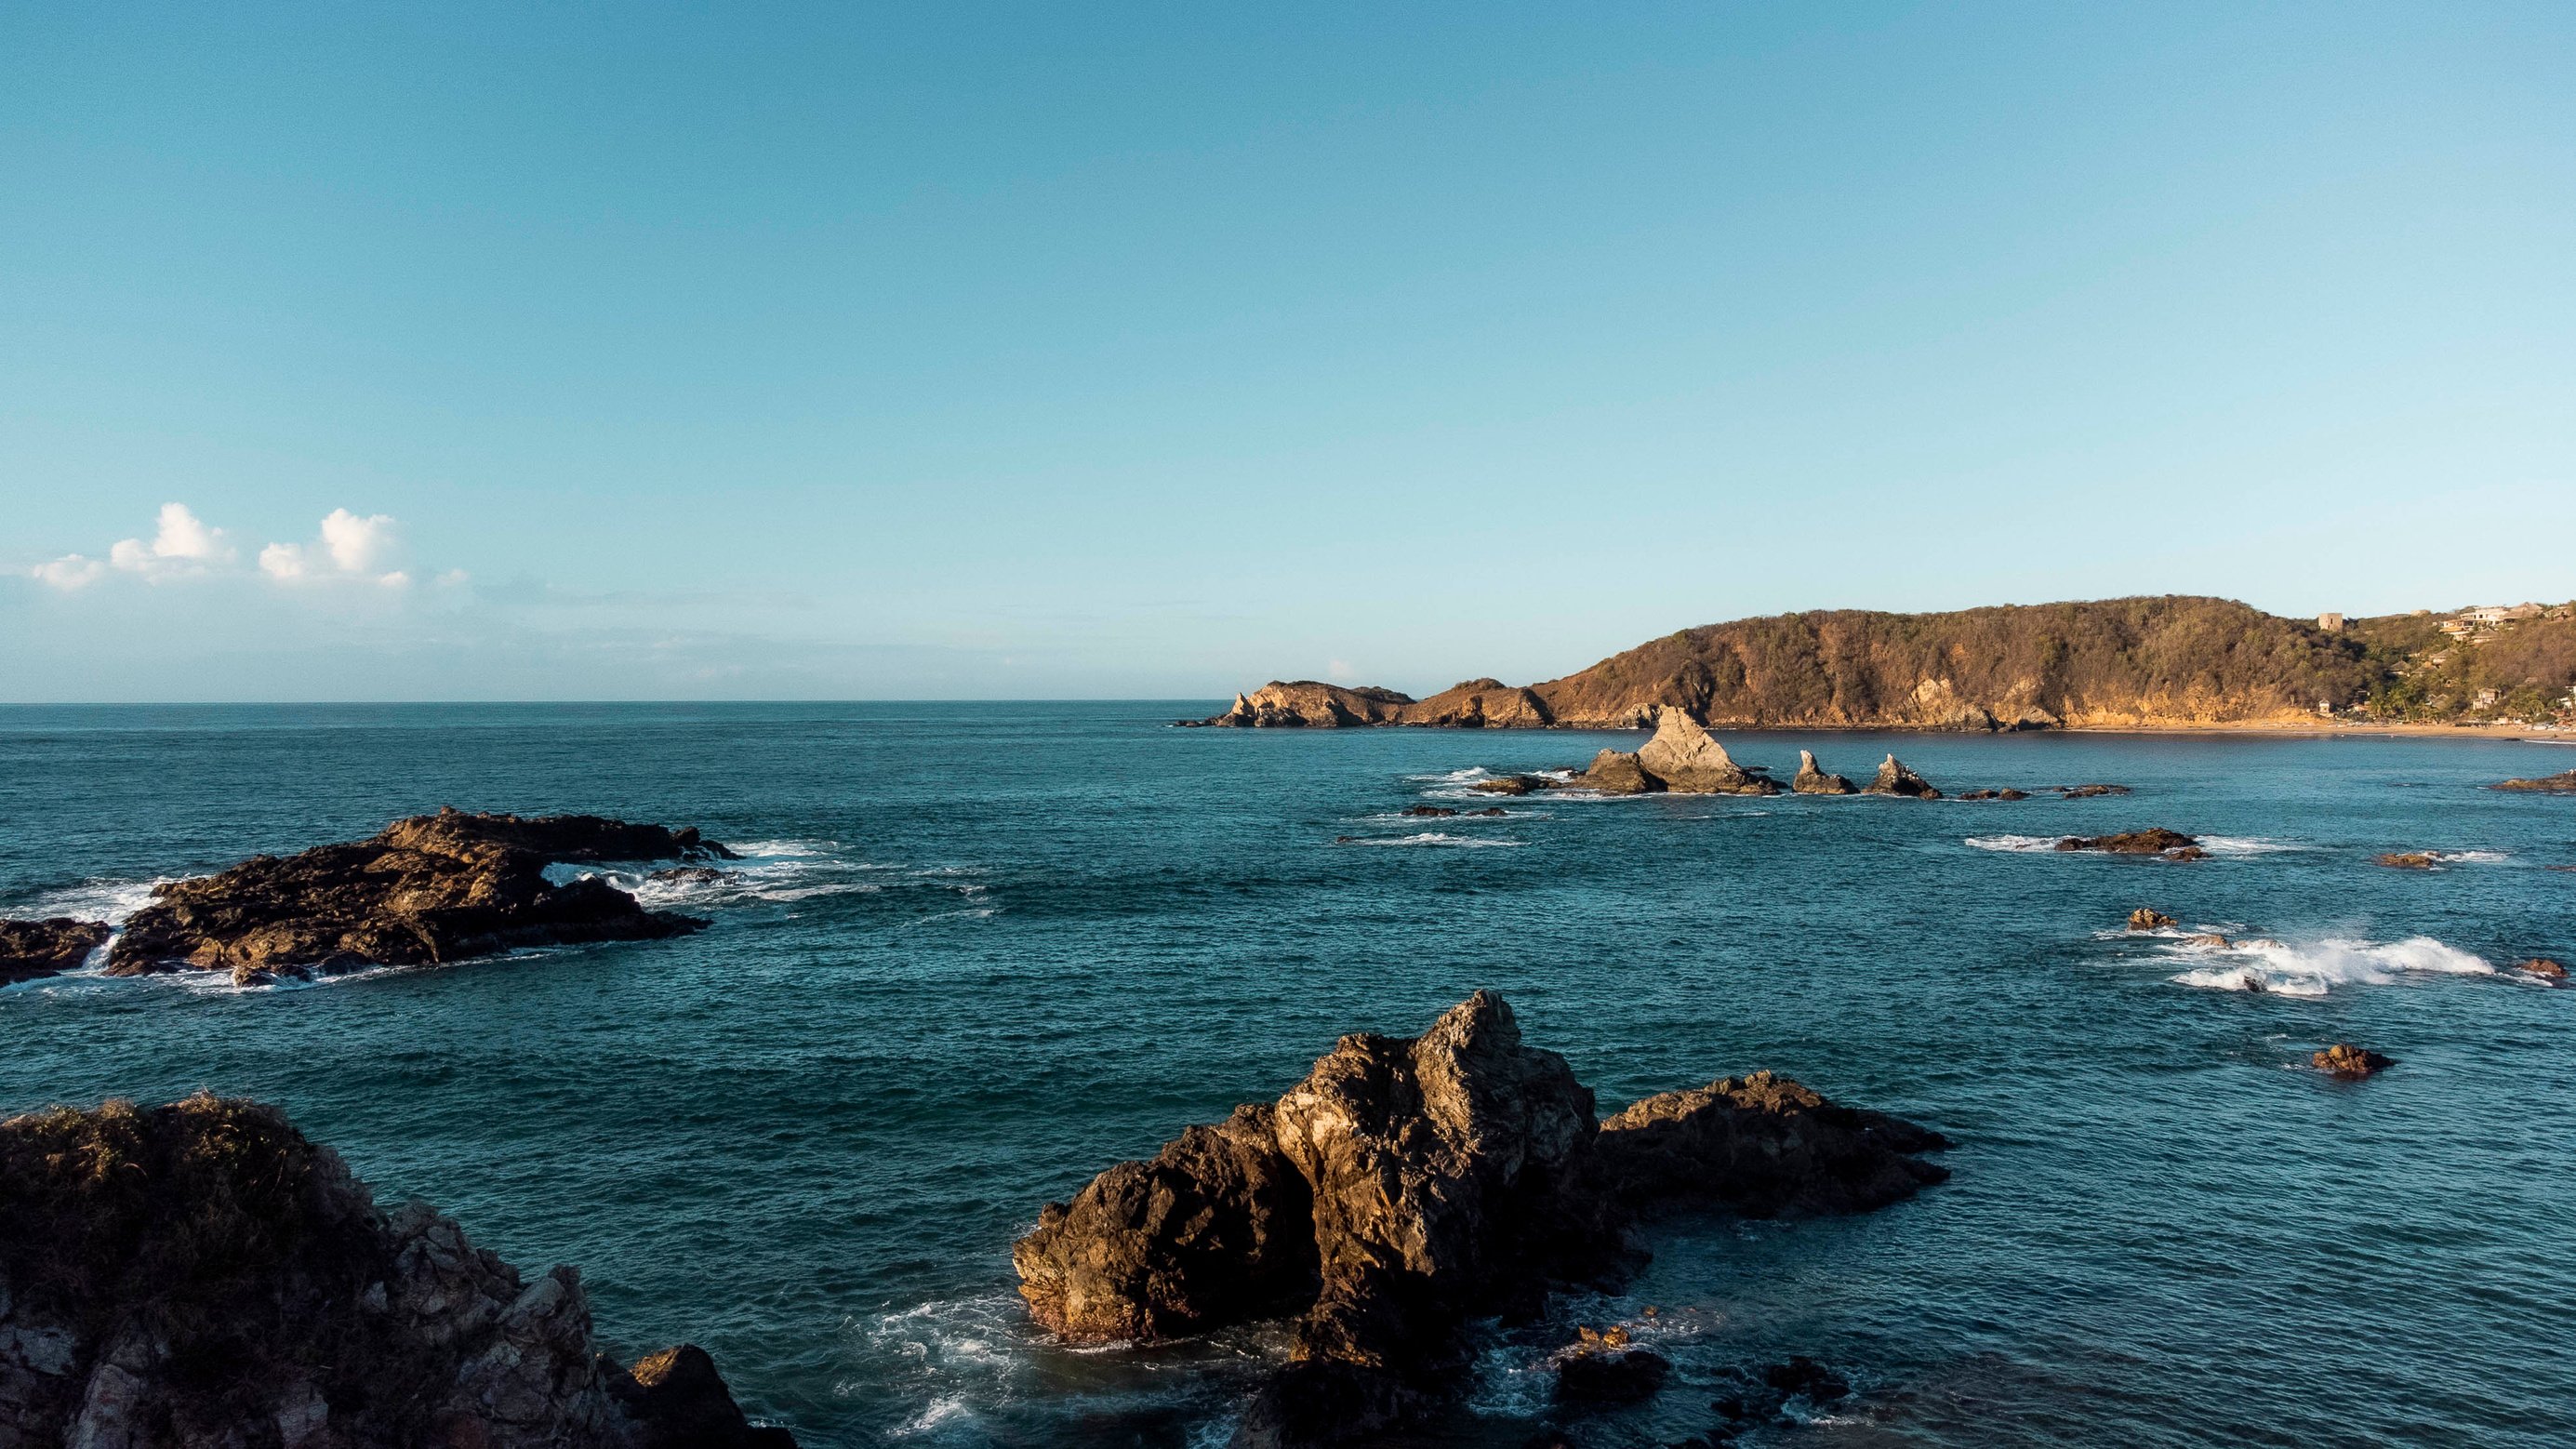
[17,876,171,925]
[1336,832,1525,848]
[2168,936,2494,996]
[1966,834,2304,856]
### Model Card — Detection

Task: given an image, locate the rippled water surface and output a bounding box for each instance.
[4,703,2572,1447]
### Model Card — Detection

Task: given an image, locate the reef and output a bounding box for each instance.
[0,1094,791,1449]
[1012,992,1947,1447]
[0,917,111,987]
[104,808,726,986]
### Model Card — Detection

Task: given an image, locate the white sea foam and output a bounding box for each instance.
[2170,936,2493,996]
[20,877,171,925]
[1337,832,1524,848]
[1965,834,2061,853]
[1966,833,2305,856]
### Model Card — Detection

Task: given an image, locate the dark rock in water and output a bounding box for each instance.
[1582,750,1658,794]
[1763,1356,1852,1403]
[2376,852,2439,870]
[2127,908,2177,931]
[1403,805,1459,818]
[2055,828,2198,856]
[612,1345,801,1448]
[2513,957,2568,980]
[1013,1103,1317,1341]
[0,1094,790,1449]
[2314,1044,2395,1078]
[1791,751,1857,795]
[0,917,110,986]
[105,809,720,983]
[1590,1070,1950,1218]
[1636,711,1779,795]
[2184,933,2231,948]
[1472,774,1557,796]
[1556,1346,1672,1404]
[2058,783,2132,798]
[1958,787,2030,801]
[2493,768,2576,792]
[1862,755,1940,798]
[650,866,731,884]
[1476,806,1509,817]
[1017,994,1945,1448]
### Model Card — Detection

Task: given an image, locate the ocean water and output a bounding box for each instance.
[4,702,2571,1448]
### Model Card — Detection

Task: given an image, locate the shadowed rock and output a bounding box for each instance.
[105,809,722,984]
[0,1095,790,1449]
[2055,829,2198,856]
[1582,750,1657,794]
[0,917,110,986]
[1635,711,1779,795]
[1791,751,1857,795]
[1862,755,1940,798]
[1958,788,2029,800]
[1556,1345,1671,1405]
[2314,1044,2395,1079]
[2128,908,2176,931]
[1590,1070,1950,1218]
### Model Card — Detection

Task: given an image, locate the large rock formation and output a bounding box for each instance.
[1396,680,1553,728]
[1015,994,1948,1447]
[1580,750,1656,794]
[1790,751,1857,795]
[105,809,724,985]
[0,1094,791,1449]
[1202,684,1415,727]
[0,917,110,987]
[1633,711,1779,795]
[1862,754,1940,798]
[2493,768,2576,792]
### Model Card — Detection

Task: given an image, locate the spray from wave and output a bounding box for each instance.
[2169,936,2493,996]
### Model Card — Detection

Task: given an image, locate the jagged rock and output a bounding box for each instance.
[1471,775,1557,796]
[1862,755,1939,798]
[2513,957,2568,980]
[104,810,720,982]
[2058,784,2132,798]
[0,917,110,986]
[611,1346,800,1449]
[2376,852,2439,870]
[0,1095,790,1449]
[1791,751,1856,795]
[1590,1070,1950,1218]
[1013,1104,1317,1341]
[2313,1044,2394,1079]
[1398,680,1552,728]
[2055,829,2198,856]
[1635,711,1778,795]
[1582,750,1657,794]
[2128,908,2176,931]
[1555,1347,1671,1404]
[1403,805,1458,818]
[2493,769,2576,792]
[1203,684,1415,727]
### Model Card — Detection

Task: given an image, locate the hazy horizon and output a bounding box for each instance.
[7,3,2571,702]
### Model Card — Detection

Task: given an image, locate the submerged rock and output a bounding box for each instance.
[0,917,110,986]
[2313,1044,2395,1079]
[1582,750,1657,794]
[1956,788,2028,801]
[2376,852,2439,870]
[1635,711,1779,795]
[2055,828,2199,856]
[1791,751,1857,795]
[2058,783,2132,798]
[2493,768,2576,792]
[1203,683,1415,727]
[2513,957,2568,980]
[2127,908,2176,931]
[1016,994,1947,1447]
[1862,755,1940,799]
[105,809,721,983]
[1555,1345,1671,1405]
[0,1094,790,1449]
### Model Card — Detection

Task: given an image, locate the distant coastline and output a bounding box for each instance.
[1192,595,2576,734]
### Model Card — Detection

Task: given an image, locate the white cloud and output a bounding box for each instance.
[109,503,234,578]
[32,554,108,590]
[260,509,407,585]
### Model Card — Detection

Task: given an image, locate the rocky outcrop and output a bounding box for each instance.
[1634,711,1779,795]
[2313,1044,2394,1079]
[2127,908,2176,931]
[1790,751,1856,795]
[2513,957,2568,980]
[0,917,110,986]
[1956,788,2028,800]
[1581,750,1656,794]
[1016,994,1947,1447]
[1469,774,1560,796]
[1555,1336,1670,1405]
[1589,1071,1950,1218]
[2376,852,2439,870]
[1202,684,1415,727]
[2055,829,2198,856]
[2493,768,2576,792]
[1396,680,1552,728]
[1862,755,1939,798]
[0,1094,790,1449]
[2058,783,2132,798]
[104,810,720,985]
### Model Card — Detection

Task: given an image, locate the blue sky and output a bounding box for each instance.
[4,2,2570,701]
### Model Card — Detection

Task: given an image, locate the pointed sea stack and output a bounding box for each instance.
[1791,751,1857,795]
[1634,709,1779,795]
[1862,754,1940,798]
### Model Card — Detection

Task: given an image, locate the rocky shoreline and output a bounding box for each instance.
[0,1094,792,1448]
[1012,991,1948,1447]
